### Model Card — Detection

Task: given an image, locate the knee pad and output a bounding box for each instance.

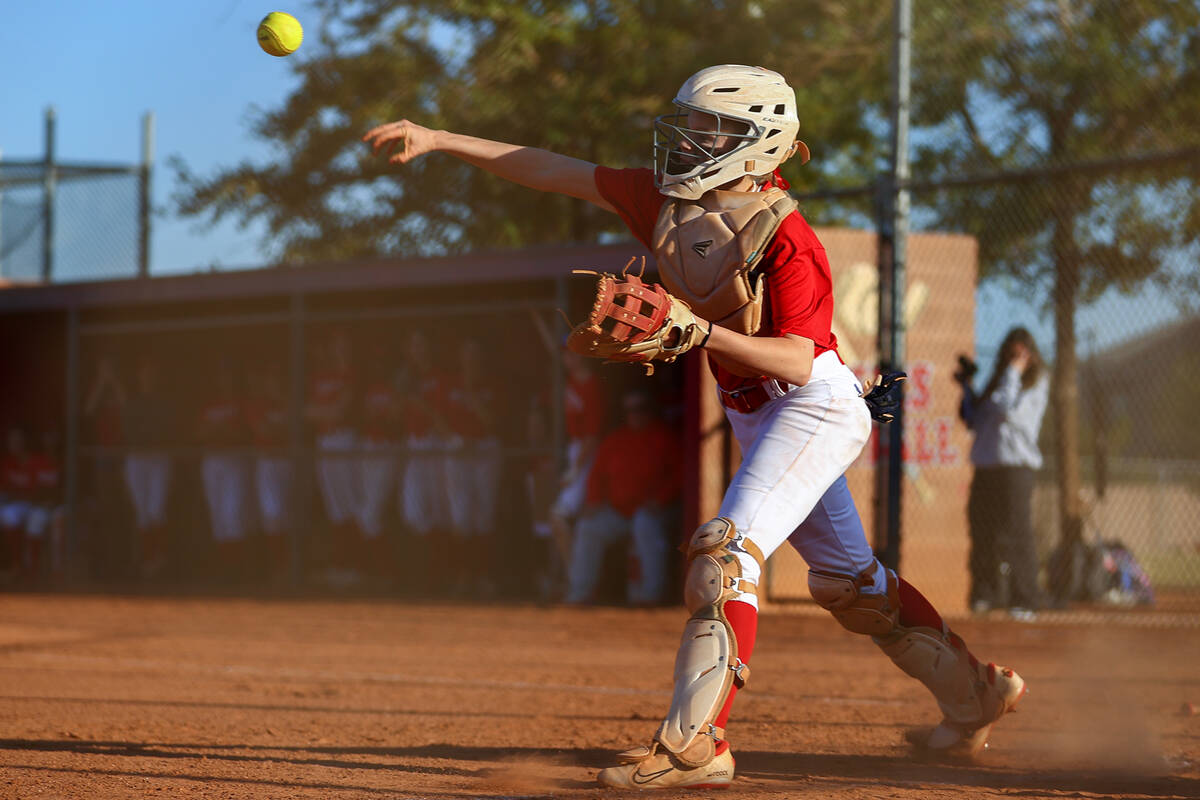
[807,561,900,636]
[655,518,763,766]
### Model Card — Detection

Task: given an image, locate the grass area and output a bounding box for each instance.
[1139,548,1200,589]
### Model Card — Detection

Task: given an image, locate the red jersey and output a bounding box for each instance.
[443,376,496,440]
[94,400,123,446]
[199,398,244,447]
[404,370,449,438]
[309,368,354,434]
[1,455,35,500]
[246,399,288,448]
[586,421,682,518]
[28,453,61,503]
[361,380,401,443]
[565,372,605,441]
[594,166,839,391]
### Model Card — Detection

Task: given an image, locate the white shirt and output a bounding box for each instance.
[961,366,1048,469]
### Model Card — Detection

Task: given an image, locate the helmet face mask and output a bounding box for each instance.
[653,65,803,200]
[655,104,759,190]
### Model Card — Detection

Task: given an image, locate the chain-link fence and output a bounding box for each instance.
[0,110,150,284]
[764,0,1200,620]
[0,163,144,284]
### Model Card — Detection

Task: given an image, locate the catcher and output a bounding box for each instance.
[365,64,1025,790]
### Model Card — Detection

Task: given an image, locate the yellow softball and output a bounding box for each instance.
[257,11,303,57]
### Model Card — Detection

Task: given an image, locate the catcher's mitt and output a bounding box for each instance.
[566,258,711,374]
[861,370,907,423]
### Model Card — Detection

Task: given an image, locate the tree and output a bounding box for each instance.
[174,0,893,263]
[909,0,1200,581]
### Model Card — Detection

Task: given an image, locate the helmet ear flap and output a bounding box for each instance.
[783,140,810,166]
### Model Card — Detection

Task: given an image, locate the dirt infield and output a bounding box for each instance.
[0,595,1197,799]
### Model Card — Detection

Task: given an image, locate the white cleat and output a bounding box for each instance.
[598,742,735,790]
[908,663,1027,760]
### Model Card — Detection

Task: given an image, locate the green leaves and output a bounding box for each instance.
[173,0,892,262]
[911,0,1200,302]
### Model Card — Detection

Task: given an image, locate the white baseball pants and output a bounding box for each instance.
[719,351,882,609]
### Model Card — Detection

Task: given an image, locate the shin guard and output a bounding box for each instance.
[653,517,763,766]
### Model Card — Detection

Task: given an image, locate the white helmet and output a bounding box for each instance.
[653,65,808,200]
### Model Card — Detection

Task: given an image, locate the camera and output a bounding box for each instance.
[954,354,978,384]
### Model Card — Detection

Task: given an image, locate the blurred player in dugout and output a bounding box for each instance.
[565,389,680,606]
[197,360,253,575]
[547,350,606,597]
[84,355,173,580]
[246,361,293,582]
[1,427,66,584]
[306,329,363,579]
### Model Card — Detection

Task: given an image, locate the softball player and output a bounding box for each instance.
[247,365,293,578]
[198,366,251,559]
[358,355,402,562]
[26,430,66,580]
[365,64,1024,789]
[0,427,34,581]
[307,331,362,570]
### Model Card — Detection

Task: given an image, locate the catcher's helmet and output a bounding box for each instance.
[654,65,808,200]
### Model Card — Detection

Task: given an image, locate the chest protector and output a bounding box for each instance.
[650,187,798,335]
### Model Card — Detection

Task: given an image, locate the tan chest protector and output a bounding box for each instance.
[650,187,798,335]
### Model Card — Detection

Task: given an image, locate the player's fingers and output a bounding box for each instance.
[366,123,409,153]
[362,119,406,142]
[372,131,405,155]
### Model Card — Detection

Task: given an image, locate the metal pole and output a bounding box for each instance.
[0,147,5,279]
[64,307,81,579]
[139,112,154,278]
[551,275,568,473]
[42,107,57,282]
[876,0,911,573]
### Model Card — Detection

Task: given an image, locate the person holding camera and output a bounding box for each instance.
[956,327,1049,617]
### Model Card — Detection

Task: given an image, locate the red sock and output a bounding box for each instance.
[897,576,980,666]
[896,576,945,631]
[712,599,758,749]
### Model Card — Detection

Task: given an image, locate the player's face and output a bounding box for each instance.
[623,395,652,429]
[677,110,750,163]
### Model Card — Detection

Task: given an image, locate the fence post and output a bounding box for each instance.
[0,147,5,279]
[64,307,80,578]
[42,107,57,283]
[139,112,155,278]
[552,274,568,474]
[874,0,912,572]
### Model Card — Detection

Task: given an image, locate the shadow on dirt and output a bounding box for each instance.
[2,738,1194,797]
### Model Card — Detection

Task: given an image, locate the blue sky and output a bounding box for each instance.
[1,1,314,274]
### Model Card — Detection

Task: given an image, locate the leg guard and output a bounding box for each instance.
[876,627,1025,754]
[652,517,763,766]
[809,562,1024,753]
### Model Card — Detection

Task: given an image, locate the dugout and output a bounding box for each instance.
[0,229,979,611]
[0,242,703,596]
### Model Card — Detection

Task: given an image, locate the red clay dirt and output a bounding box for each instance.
[0,594,1197,799]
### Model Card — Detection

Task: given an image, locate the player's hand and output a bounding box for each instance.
[362,119,439,165]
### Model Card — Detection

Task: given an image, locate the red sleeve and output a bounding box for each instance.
[580,379,606,439]
[759,215,838,354]
[654,427,683,506]
[593,166,666,250]
[585,436,613,507]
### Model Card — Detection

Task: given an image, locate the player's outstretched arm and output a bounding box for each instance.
[363,120,615,212]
